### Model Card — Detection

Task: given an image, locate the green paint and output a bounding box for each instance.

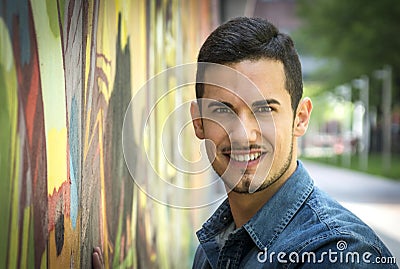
[40,249,47,269]
[0,18,18,269]
[28,210,35,269]
[21,206,32,268]
[57,0,66,30]
[0,64,10,269]
[31,0,67,132]
[112,207,124,268]
[46,0,60,38]
[8,137,20,269]
[117,247,134,269]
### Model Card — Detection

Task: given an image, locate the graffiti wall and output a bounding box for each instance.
[0,0,217,268]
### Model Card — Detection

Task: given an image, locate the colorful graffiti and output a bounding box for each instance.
[0,0,216,268]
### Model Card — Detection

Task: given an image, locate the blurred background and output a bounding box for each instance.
[1,0,398,268]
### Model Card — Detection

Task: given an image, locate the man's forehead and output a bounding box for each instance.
[202,68,265,102]
[203,65,257,89]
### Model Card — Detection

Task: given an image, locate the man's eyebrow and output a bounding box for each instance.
[252,99,281,107]
[207,101,234,109]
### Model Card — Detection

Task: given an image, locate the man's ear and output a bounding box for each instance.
[190,101,205,139]
[293,97,313,137]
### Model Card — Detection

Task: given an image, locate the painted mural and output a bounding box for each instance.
[0,0,217,268]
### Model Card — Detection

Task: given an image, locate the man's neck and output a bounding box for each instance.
[227,161,298,228]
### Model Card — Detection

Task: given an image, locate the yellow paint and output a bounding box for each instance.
[84,0,94,106]
[48,217,81,268]
[96,59,112,103]
[98,0,113,102]
[115,0,130,49]
[83,109,91,160]
[31,0,68,194]
[130,0,147,95]
[47,128,68,193]
[97,1,116,103]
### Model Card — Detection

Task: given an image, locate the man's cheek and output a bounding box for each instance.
[204,139,217,162]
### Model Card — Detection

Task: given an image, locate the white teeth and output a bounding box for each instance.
[230,152,261,162]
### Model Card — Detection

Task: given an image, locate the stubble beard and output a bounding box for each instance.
[229,140,294,194]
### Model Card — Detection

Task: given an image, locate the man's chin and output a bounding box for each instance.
[229,184,266,194]
[225,179,257,194]
[230,187,252,194]
[223,176,275,194]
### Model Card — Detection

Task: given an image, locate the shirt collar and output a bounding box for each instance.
[197,161,314,250]
[243,160,314,250]
[197,198,233,243]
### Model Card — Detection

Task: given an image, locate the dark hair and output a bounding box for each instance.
[196,17,303,112]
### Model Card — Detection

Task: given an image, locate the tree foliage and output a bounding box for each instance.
[294,0,400,104]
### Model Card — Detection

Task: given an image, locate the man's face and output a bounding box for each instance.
[191,59,302,193]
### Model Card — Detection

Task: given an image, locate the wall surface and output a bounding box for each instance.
[0,0,217,268]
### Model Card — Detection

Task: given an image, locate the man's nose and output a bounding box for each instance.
[228,112,259,143]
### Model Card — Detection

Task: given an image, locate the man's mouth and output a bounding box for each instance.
[221,146,268,165]
[229,152,262,162]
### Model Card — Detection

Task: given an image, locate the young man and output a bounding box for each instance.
[190,17,397,268]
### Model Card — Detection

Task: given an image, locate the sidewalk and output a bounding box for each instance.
[302,160,400,265]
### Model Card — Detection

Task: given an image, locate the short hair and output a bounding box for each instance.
[196,17,303,113]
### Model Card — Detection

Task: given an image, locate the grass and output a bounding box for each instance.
[301,153,400,181]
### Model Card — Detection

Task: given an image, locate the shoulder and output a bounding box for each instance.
[304,186,379,242]
[282,186,371,238]
[281,187,397,267]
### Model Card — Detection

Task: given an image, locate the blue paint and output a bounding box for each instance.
[69,157,78,229]
[69,97,79,229]
[17,0,30,65]
[3,0,31,65]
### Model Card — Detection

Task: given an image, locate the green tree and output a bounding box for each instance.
[294,0,400,105]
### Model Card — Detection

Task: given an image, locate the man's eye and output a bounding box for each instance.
[214,107,233,113]
[254,106,272,113]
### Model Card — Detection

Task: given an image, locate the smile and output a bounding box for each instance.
[230,152,262,162]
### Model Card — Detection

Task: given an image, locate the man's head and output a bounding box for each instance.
[191,17,312,194]
[196,17,303,113]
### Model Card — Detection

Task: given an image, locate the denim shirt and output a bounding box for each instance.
[193,161,398,268]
